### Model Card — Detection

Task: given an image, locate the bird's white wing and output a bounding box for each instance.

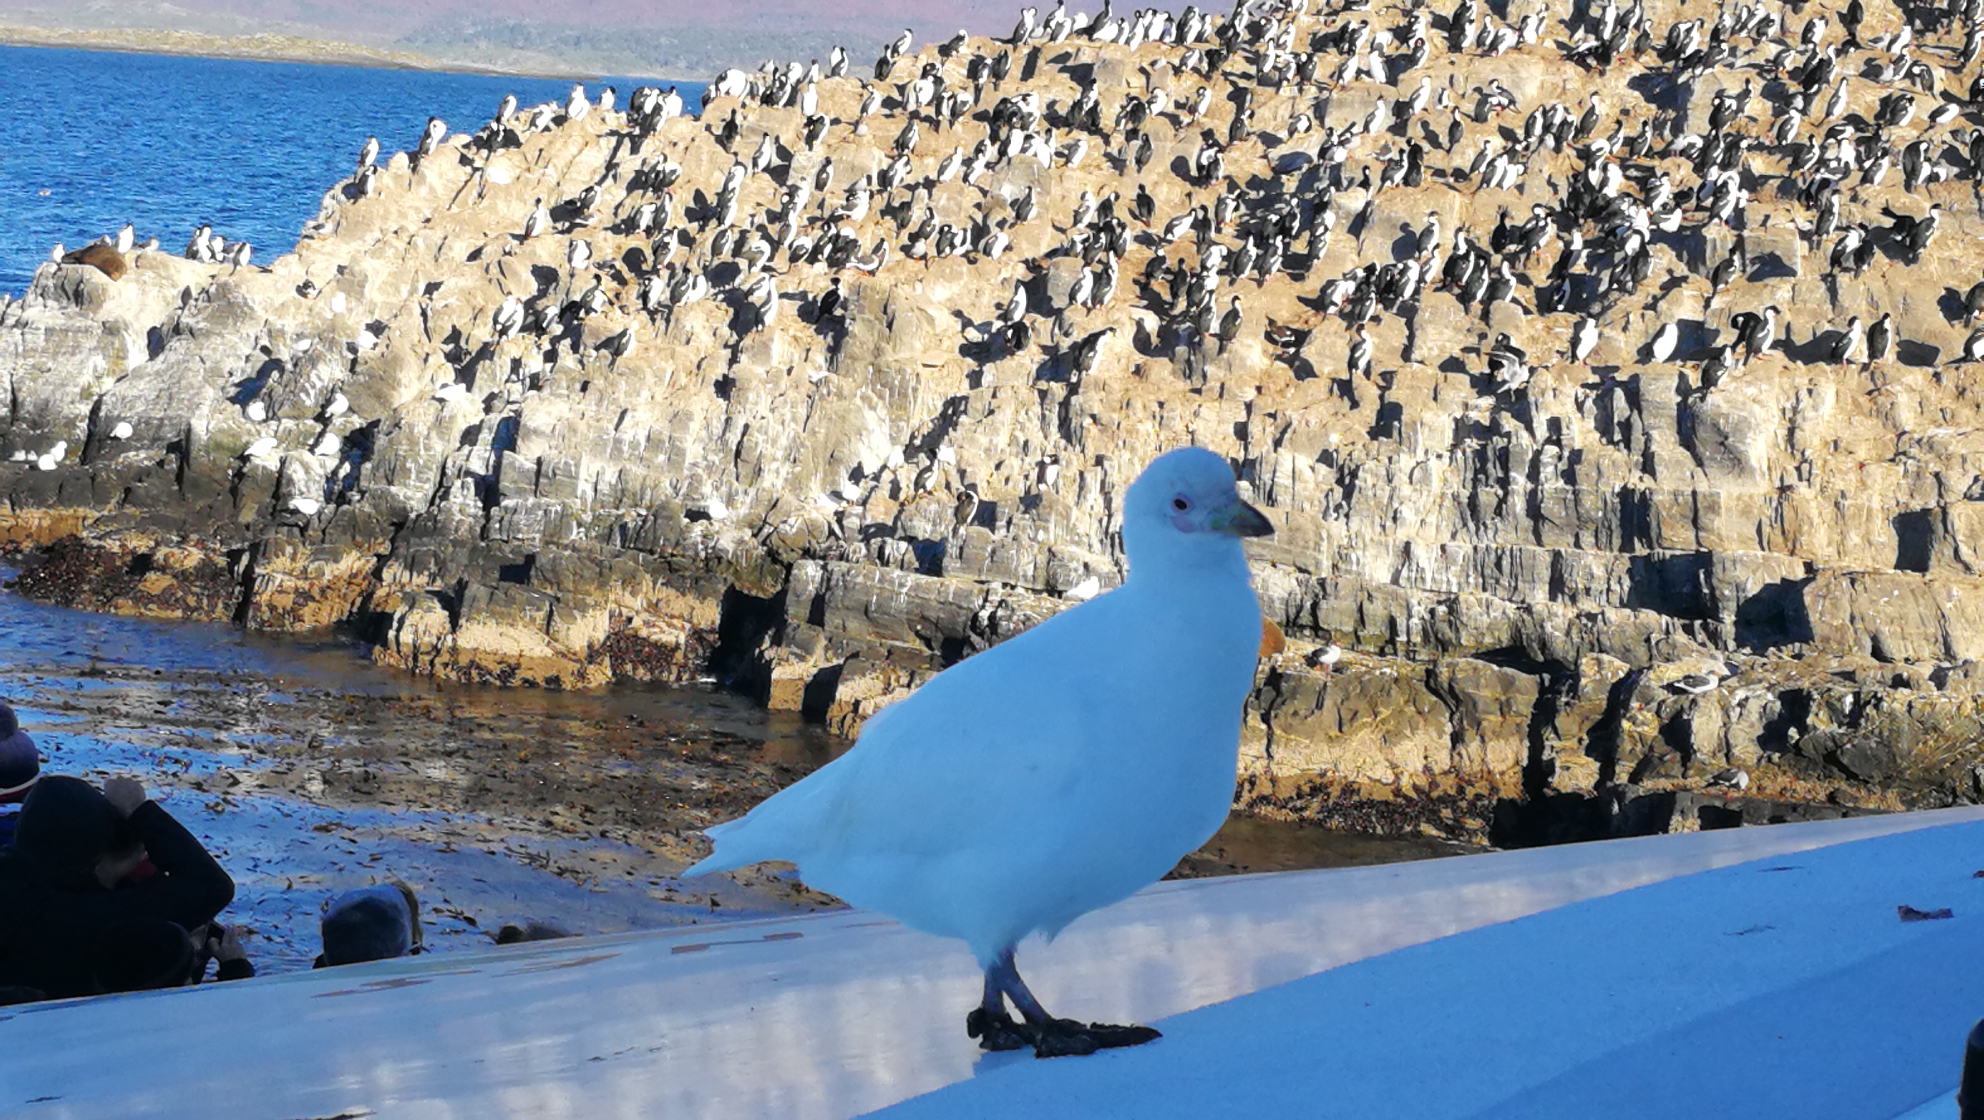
[690,598,1119,876]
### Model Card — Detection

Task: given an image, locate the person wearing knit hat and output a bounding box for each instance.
[314,881,424,968]
[0,775,235,1000]
[0,700,41,849]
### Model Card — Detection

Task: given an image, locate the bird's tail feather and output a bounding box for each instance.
[681,772,837,877]
[681,817,768,878]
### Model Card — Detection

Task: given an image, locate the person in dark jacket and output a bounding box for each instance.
[0,700,41,848]
[0,775,235,1000]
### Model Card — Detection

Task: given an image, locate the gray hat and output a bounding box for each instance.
[0,701,37,800]
[319,883,422,967]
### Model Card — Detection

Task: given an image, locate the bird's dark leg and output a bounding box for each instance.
[964,962,1031,1052]
[967,946,1162,1059]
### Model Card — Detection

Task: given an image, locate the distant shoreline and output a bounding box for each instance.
[0,26,701,82]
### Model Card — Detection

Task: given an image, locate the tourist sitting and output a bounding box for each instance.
[0,700,40,848]
[313,882,423,968]
[0,775,235,1000]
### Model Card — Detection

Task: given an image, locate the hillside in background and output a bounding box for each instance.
[0,0,978,75]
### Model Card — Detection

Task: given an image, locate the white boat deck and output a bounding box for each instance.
[5,808,1980,1119]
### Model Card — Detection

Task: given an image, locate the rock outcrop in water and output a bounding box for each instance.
[7,0,1984,841]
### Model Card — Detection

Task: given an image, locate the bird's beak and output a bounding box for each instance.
[1213,501,1275,538]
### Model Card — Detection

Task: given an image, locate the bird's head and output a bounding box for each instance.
[1123,448,1272,574]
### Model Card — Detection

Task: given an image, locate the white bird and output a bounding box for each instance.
[687,448,1274,1057]
[286,496,323,517]
[242,437,279,460]
[1308,642,1343,671]
[322,392,349,419]
[244,400,268,423]
[1064,575,1103,601]
[522,200,550,241]
[433,382,469,403]
[312,432,343,457]
[1649,321,1679,363]
[1570,317,1599,365]
[34,441,66,471]
[108,421,133,440]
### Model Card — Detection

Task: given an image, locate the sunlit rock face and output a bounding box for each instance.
[7,1,1984,837]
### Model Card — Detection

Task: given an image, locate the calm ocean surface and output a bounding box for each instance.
[0,45,702,294]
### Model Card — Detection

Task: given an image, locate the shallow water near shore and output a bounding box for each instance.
[0,45,693,294]
[0,569,1476,974]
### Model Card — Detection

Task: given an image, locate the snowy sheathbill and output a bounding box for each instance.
[686,447,1274,1057]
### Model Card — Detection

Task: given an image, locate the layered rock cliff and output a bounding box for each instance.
[7,0,1984,841]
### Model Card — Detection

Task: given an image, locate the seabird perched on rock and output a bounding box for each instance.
[492,296,527,342]
[1962,329,1984,364]
[521,200,550,241]
[1866,313,1894,366]
[357,135,380,170]
[416,117,446,161]
[1570,316,1599,365]
[1830,317,1864,365]
[1488,334,1531,394]
[1348,324,1373,379]
[1736,307,1779,363]
[1215,296,1243,353]
[1706,767,1750,791]
[1668,672,1721,695]
[108,422,132,441]
[688,448,1271,1058]
[566,84,591,120]
[952,486,980,529]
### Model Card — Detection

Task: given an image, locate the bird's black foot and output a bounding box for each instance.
[1025,1016,1163,1059]
[966,1006,1032,1052]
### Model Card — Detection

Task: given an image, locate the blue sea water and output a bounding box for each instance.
[0,45,702,294]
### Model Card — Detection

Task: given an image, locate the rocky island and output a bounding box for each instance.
[5,0,1983,847]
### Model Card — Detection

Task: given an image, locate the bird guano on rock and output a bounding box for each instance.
[686,447,1273,1058]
